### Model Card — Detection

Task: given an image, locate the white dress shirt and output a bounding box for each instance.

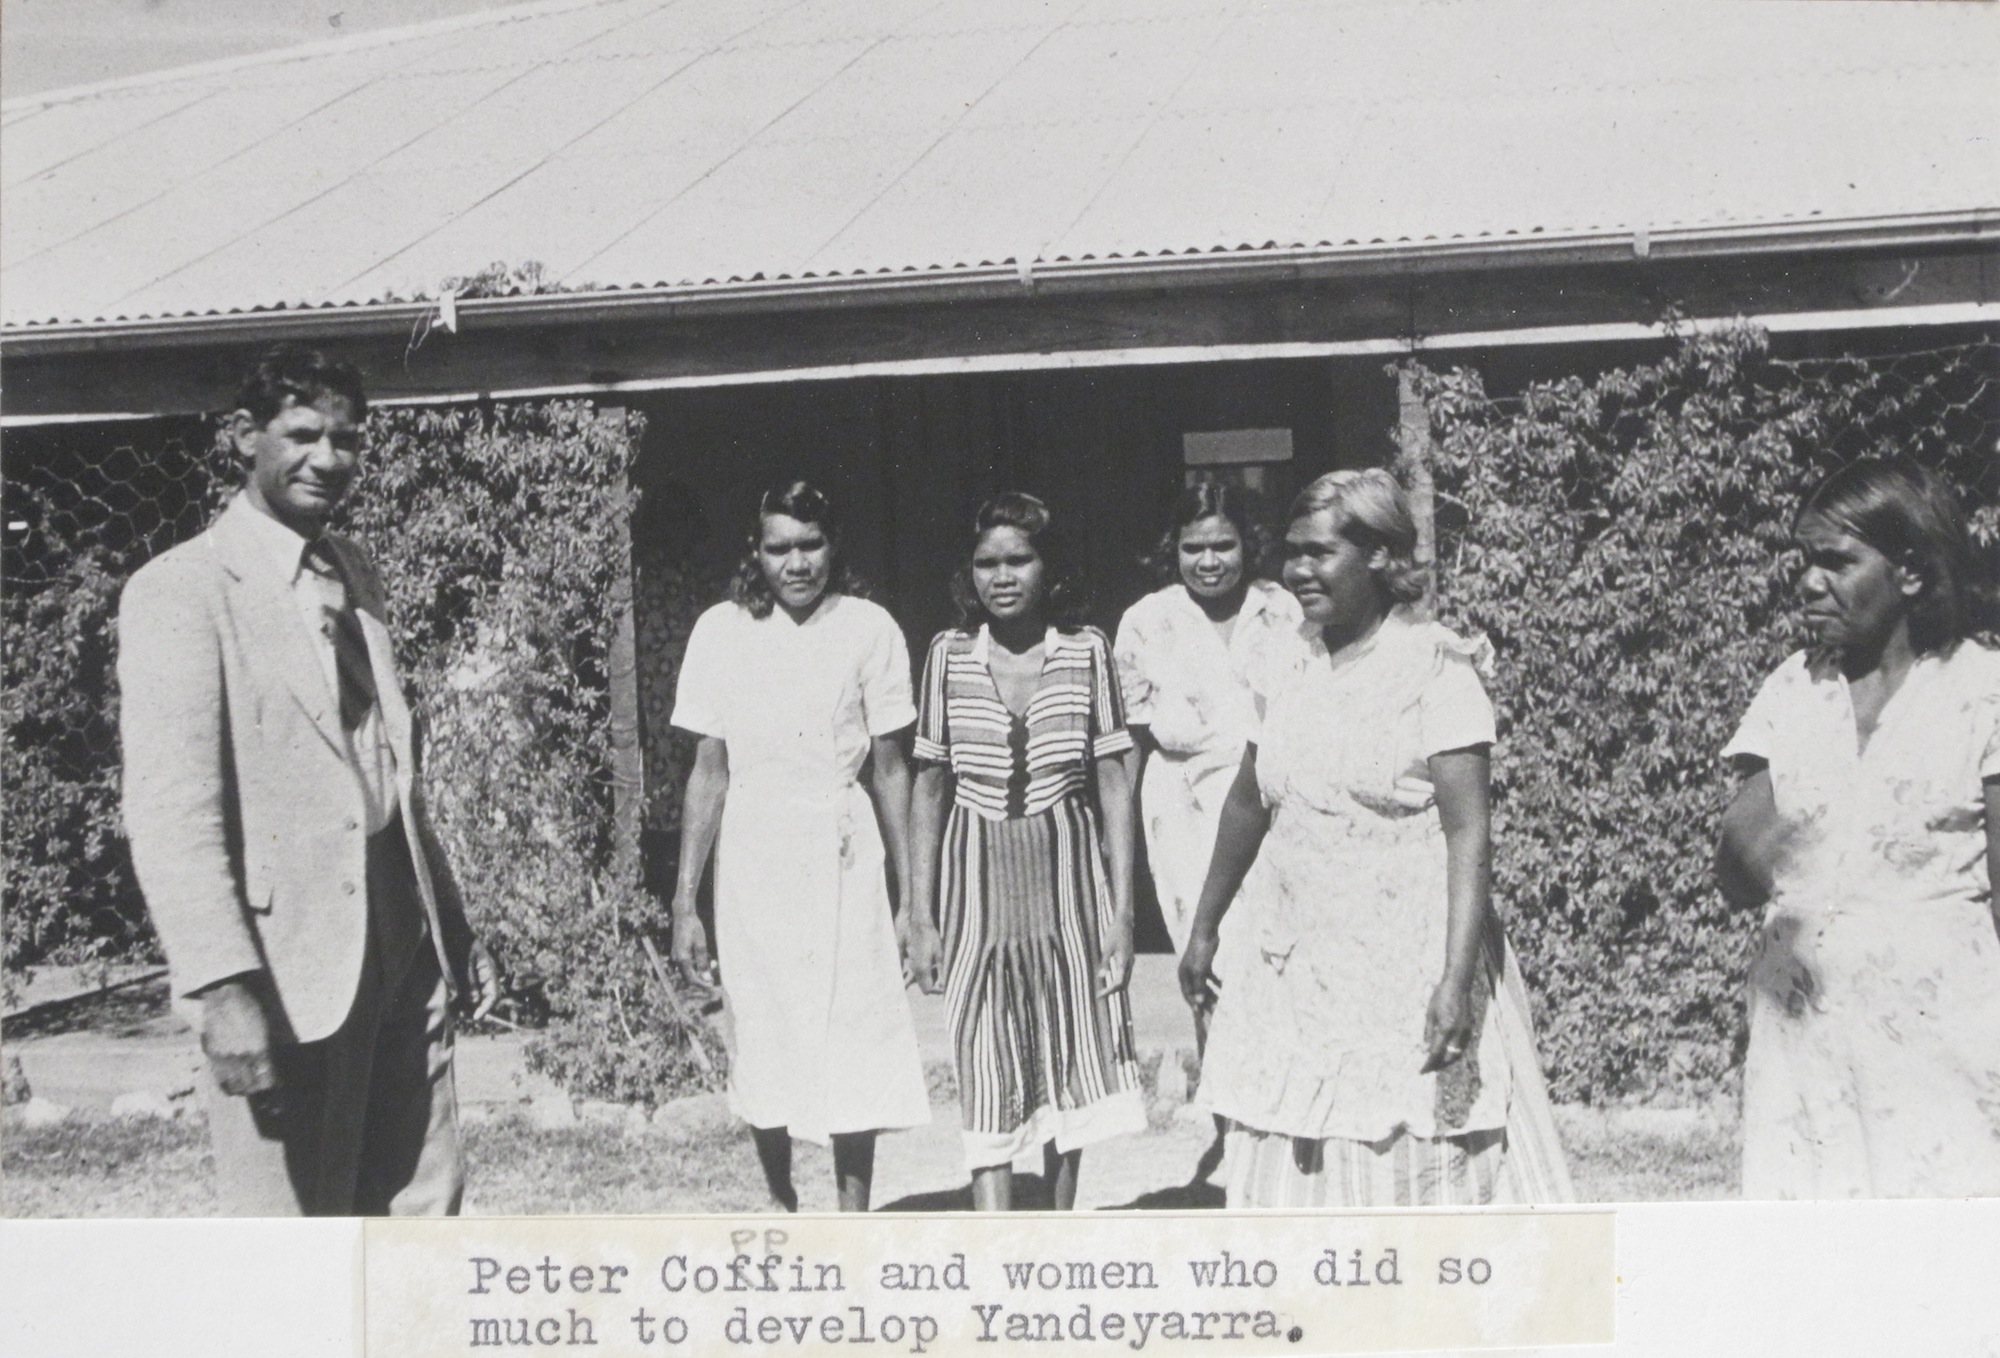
[235,502,399,835]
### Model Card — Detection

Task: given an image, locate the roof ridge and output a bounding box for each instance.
[0,0,619,112]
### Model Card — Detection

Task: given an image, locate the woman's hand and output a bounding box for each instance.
[1092,749,1138,1001]
[909,762,952,993]
[670,901,716,988]
[1179,927,1220,1015]
[1096,913,1134,997]
[1421,974,1477,1074]
[1751,911,1823,1020]
[901,915,945,995]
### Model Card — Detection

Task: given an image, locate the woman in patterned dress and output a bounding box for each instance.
[1718,458,2000,1198]
[670,480,930,1212]
[908,491,1148,1211]
[1179,469,1571,1207]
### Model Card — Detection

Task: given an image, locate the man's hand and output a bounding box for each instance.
[463,940,501,1022]
[200,977,277,1097]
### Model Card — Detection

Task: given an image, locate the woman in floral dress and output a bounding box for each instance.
[1179,469,1571,1207]
[1719,458,2000,1198]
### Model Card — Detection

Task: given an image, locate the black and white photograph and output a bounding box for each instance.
[3,0,1997,1250]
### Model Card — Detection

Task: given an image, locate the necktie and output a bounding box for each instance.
[304,541,376,730]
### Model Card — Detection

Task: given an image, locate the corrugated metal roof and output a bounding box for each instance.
[5,0,1996,329]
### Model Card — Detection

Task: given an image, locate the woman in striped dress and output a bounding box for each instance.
[908,492,1148,1211]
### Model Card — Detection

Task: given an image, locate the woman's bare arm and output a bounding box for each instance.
[1094,751,1138,996]
[1124,723,1156,798]
[1177,746,1271,1013]
[865,729,914,909]
[906,762,952,993]
[1717,761,1780,911]
[1425,745,1494,1073]
[671,736,729,981]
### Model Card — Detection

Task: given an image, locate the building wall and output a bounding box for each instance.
[624,354,1402,946]
[629,356,1397,643]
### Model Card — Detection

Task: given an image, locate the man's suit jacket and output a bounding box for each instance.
[118,494,471,1044]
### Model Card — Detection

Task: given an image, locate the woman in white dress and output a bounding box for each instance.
[1719,458,2000,1198]
[1115,484,1301,1183]
[1115,482,1303,962]
[671,480,930,1211]
[1179,469,1572,1207]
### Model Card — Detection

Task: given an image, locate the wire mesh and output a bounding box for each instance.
[2,417,229,984]
[1771,336,2000,544]
[3,338,1995,984]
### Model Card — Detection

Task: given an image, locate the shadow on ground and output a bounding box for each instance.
[877,1173,1223,1213]
[4,974,176,1040]
[1098,1181,1227,1211]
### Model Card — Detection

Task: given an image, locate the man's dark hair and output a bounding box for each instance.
[234,343,369,425]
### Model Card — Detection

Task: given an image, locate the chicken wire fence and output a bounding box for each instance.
[4,416,227,994]
[4,337,1996,999]
[1771,338,2000,543]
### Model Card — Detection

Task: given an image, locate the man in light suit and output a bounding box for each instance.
[118,345,496,1215]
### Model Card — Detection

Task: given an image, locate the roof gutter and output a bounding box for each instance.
[4,208,1994,356]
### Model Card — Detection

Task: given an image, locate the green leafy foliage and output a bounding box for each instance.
[3,399,720,1102]
[341,401,722,1102]
[3,420,227,1000]
[1,519,147,998]
[1414,327,1997,1103]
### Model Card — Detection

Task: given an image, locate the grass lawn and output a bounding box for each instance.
[6,962,1739,1213]
[5,1105,1737,1217]
[460,1118,790,1215]
[3,1115,216,1217]
[1560,1114,1739,1202]
[1,1114,782,1218]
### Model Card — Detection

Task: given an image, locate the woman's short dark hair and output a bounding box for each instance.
[730,478,865,619]
[234,343,368,425]
[950,491,1091,629]
[1144,479,1273,585]
[1795,457,1976,654]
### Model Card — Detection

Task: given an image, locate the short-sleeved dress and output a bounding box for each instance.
[671,595,930,1142]
[1723,641,2000,1199]
[913,625,1149,1170]
[1114,580,1305,953]
[1201,610,1572,1207]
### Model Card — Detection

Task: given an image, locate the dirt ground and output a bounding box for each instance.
[3,959,1737,1216]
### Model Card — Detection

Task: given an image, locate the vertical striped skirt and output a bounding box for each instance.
[1222,1125,1506,1208]
[940,797,1147,1170]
